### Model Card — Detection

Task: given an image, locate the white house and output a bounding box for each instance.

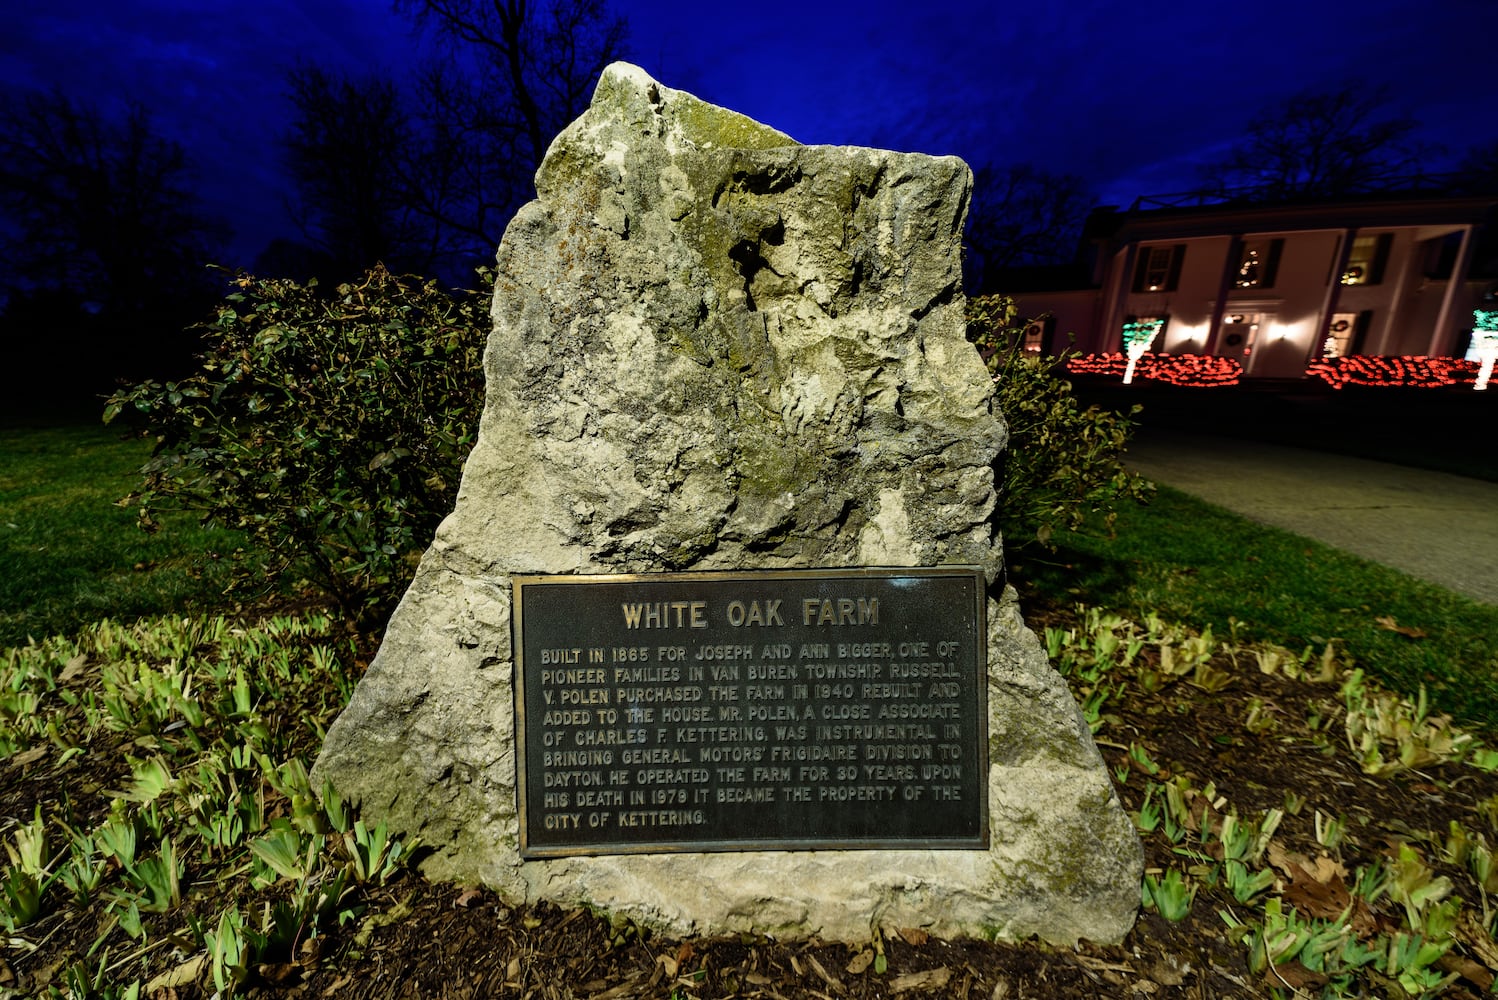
[1007,193,1497,379]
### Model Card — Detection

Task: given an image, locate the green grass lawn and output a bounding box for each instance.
[7,424,1497,732]
[1014,484,1498,730]
[0,424,251,646]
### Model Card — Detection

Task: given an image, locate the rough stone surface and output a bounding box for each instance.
[312,63,1141,945]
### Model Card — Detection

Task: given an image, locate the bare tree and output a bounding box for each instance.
[1453,138,1498,193]
[0,88,222,314]
[401,0,626,167]
[0,89,225,413]
[1198,85,1428,201]
[396,0,629,253]
[282,65,436,282]
[964,163,1092,293]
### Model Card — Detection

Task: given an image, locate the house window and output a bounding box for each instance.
[1423,232,1462,280]
[1233,238,1284,289]
[1131,245,1186,293]
[1021,320,1047,355]
[1323,311,1372,357]
[1341,234,1392,285]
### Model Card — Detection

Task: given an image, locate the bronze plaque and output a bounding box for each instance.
[512,567,988,857]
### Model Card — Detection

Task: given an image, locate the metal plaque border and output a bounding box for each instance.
[512,566,989,858]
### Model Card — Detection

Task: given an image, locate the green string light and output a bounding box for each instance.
[1474,310,1498,345]
[1122,319,1163,353]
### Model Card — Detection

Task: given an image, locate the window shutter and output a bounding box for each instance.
[1165,244,1186,291]
[1263,239,1285,289]
[1131,250,1150,293]
[1352,310,1373,354]
[1369,234,1393,285]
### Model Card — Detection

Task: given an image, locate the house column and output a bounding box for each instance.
[1101,243,1137,354]
[1314,228,1357,354]
[1427,225,1477,357]
[1373,232,1420,356]
[1203,235,1243,355]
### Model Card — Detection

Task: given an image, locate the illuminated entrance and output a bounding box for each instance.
[1215,312,1264,373]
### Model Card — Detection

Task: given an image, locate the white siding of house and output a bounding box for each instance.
[1118,237,1228,356]
[1226,230,1340,378]
[1005,199,1492,378]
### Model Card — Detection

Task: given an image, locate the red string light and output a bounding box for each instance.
[1305,355,1480,389]
[1063,353,1242,387]
[1062,353,1483,389]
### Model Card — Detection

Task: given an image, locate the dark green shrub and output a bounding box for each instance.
[967,293,1153,549]
[105,265,489,622]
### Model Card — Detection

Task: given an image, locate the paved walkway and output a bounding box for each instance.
[1123,430,1498,606]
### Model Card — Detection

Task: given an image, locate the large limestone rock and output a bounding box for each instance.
[312,63,1140,945]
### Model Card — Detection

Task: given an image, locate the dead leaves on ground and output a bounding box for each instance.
[1376,615,1428,639]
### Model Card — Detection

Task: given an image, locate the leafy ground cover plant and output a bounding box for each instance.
[0,613,417,997]
[104,266,489,625]
[7,604,1494,998]
[1061,607,1498,999]
[966,294,1154,550]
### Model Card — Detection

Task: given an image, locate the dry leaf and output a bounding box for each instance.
[589,975,645,1000]
[145,954,204,993]
[1267,843,1345,881]
[805,952,845,992]
[898,927,929,946]
[657,954,678,978]
[1266,842,1306,875]
[1269,844,1354,921]
[1459,910,1498,971]
[890,966,951,992]
[846,950,874,975]
[60,653,87,681]
[257,961,304,986]
[453,887,482,908]
[1306,854,1348,882]
[9,746,45,769]
[1147,957,1190,987]
[1284,871,1352,921]
[1376,615,1427,639]
[321,973,353,996]
[1438,952,1496,992]
[1269,960,1329,990]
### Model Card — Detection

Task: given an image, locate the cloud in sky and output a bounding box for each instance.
[2,0,1490,267]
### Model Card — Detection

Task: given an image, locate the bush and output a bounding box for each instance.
[105,265,489,623]
[967,294,1153,550]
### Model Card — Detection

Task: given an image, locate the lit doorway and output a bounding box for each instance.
[1216,312,1263,373]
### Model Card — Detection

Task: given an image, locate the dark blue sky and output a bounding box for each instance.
[3,0,1491,268]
